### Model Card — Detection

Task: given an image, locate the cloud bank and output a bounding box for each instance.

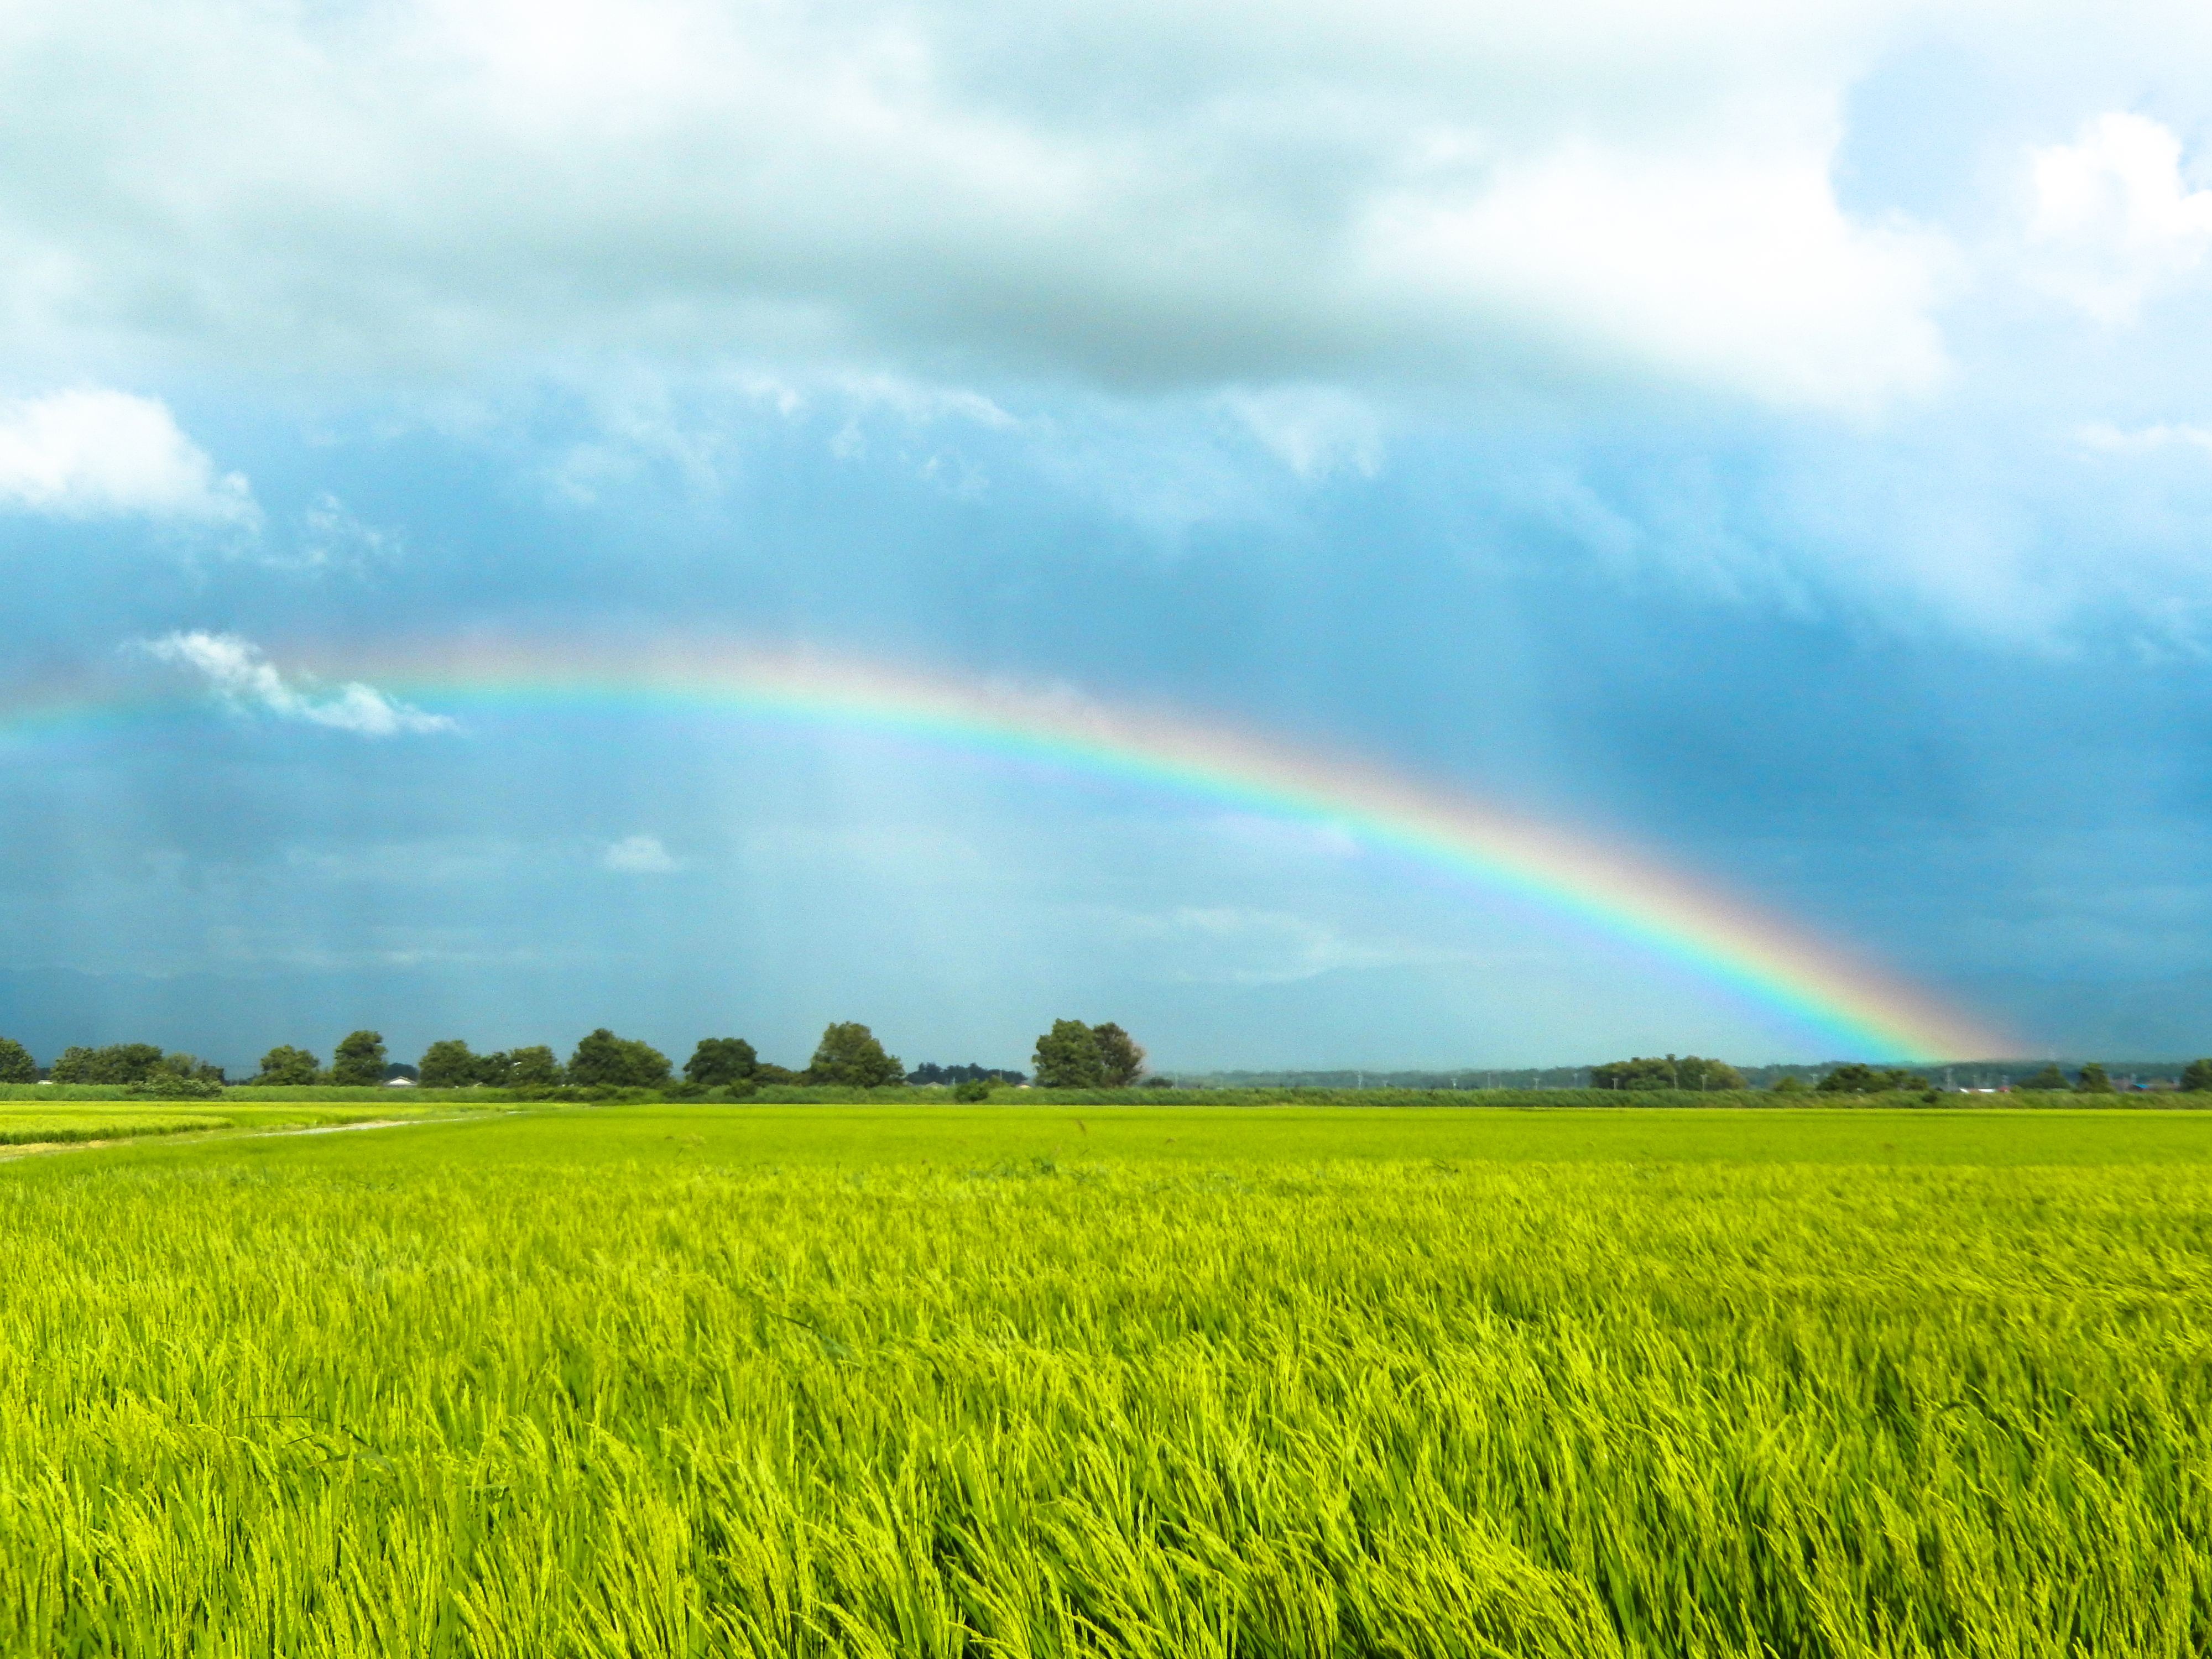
[143,632,455,737]
[0,0,1990,413]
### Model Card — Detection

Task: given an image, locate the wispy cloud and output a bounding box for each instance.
[142,632,455,737]
[602,834,680,874]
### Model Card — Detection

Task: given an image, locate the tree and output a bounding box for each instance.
[568,1029,672,1090]
[1032,1019,1105,1089]
[2017,1063,2069,1091]
[2182,1058,2212,1093]
[685,1037,759,1087]
[1770,1073,1810,1094]
[330,1030,387,1087]
[951,1078,994,1102]
[1817,1063,1926,1093]
[806,1022,904,1087]
[50,1044,166,1084]
[2074,1061,2117,1094]
[507,1046,564,1089]
[0,1037,32,1083]
[252,1045,322,1086]
[1590,1053,1739,1091]
[1092,1023,1147,1087]
[417,1039,481,1089]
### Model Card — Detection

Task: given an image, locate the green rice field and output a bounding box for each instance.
[5,1103,2212,1656]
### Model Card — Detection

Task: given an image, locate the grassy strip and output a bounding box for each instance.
[0,1112,229,1144]
[0,1103,441,1146]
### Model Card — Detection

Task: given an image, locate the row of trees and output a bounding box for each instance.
[1597,1054,2195,1093]
[0,1019,1156,1094]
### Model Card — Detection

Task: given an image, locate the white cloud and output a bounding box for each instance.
[0,0,1965,413]
[602,834,680,873]
[2030,113,2212,322]
[143,632,456,737]
[0,389,258,525]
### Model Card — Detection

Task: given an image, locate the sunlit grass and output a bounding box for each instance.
[3,1105,2210,1655]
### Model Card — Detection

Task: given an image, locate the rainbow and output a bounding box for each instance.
[3,638,2004,1061]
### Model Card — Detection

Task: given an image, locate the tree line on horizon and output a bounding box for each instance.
[1591,1053,2211,1093]
[6,1032,2200,1097]
[0,1017,1161,1098]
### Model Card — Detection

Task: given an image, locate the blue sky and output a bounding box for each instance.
[4,0,2212,1073]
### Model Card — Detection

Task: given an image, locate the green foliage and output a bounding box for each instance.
[684,1036,759,1087]
[126,1072,226,1099]
[2074,1061,2117,1093]
[48,1043,167,1085]
[805,1022,902,1088]
[416,1039,480,1089]
[2019,1063,2071,1091]
[1817,1063,1927,1093]
[6,1107,2212,1651]
[251,1045,324,1086]
[567,1029,671,1090]
[1593,1053,1745,1091]
[0,1038,33,1084]
[1770,1073,1811,1094]
[2183,1058,2212,1093]
[329,1030,387,1088]
[950,1078,993,1102]
[1092,1022,1147,1086]
[1032,1018,1105,1088]
[507,1045,564,1089]
[1142,1074,1177,1089]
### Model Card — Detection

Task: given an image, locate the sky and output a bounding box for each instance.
[4,0,2212,1074]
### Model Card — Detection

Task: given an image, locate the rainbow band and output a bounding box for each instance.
[3,641,2004,1061]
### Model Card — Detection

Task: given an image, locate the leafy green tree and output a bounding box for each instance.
[0,1037,36,1083]
[1770,1073,1810,1094]
[330,1030,387,1087]
[2074,1061,2117,1093]
[252,1045,323,1086]
[1592,1054,1739,1091]
[806,1022,903,1088]
[417,1040,480,1088]
[567,1029,672,1090]
[2017,1063,2069,1091]
[50,1044,166,1084]
[1092,1023,1146,1087]
[951,1078,993,1102]
[156,1052,223,1083]
[1032,1020,1105,1089]
[2182,1058,2212,1093]
[507,1046,564,1089]
[1817,1063,1926,1093]
[685,1037,759,1087]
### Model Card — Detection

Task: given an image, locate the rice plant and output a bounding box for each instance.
[2,1105,2209,1655]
